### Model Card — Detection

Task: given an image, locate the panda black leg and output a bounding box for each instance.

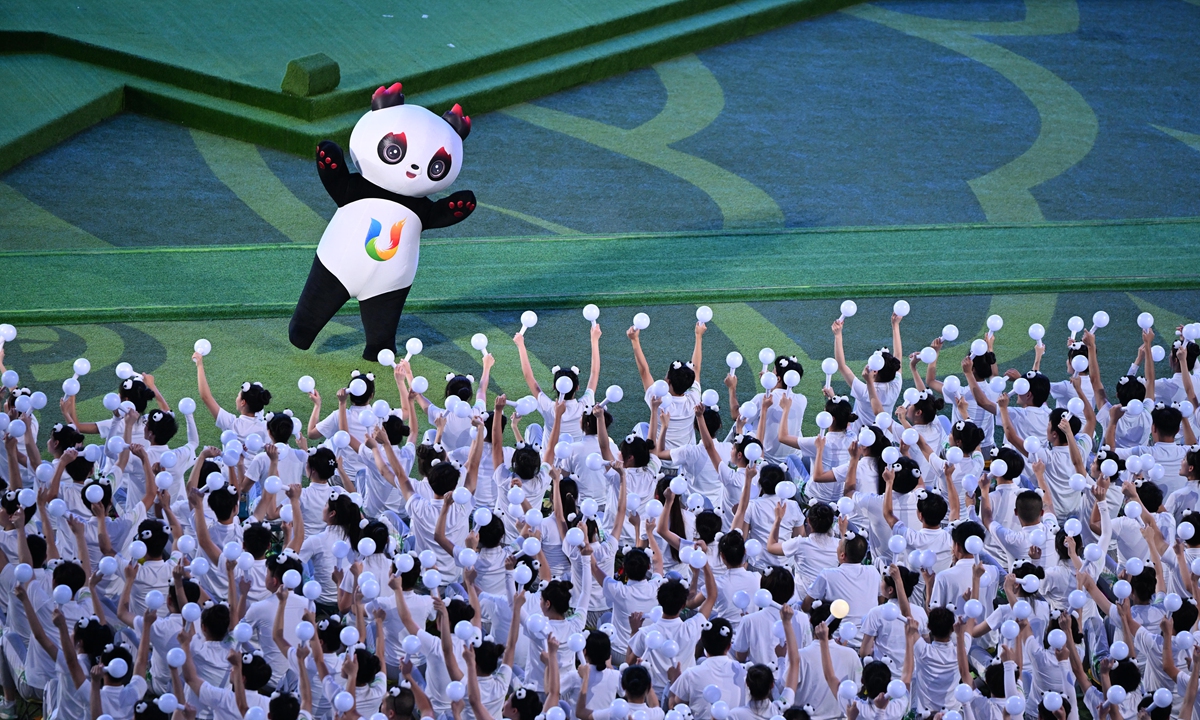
[357,286,411,362]
[289,257,351,351]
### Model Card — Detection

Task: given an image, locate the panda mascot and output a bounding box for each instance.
[289,82,475,360]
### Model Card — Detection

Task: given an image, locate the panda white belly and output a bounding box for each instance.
[315,198,423,300]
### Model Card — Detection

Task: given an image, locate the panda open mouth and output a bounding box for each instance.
[406,171,417,178]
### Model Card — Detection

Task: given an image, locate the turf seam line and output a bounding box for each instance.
[3,216,1199,259]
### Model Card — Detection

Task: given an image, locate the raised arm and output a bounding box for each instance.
[691,322,705,380]
[512,332,542,397]
[193,353,223,420]
[587,323,602,395]
[694,403,722,471]
[628,327,654,391]
[832,320,857,387]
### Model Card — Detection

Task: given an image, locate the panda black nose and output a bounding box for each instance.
[410,163,419,170]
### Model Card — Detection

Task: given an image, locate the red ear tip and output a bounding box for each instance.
[390,82,403,93]
[373,86,386,97]
[451,103,463,115]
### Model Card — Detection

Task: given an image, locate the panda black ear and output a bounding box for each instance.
[442,103,471,140]
[371,82,405,111]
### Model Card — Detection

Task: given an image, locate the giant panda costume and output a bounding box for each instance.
[289,82,476,360]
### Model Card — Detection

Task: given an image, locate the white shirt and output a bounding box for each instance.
[752,389,807,462]
[860,601,928,673]
[406,492,469,583]
[911,638,960,715]
[646,382,702,458]
[243,590,310,685]
[603,576,664,656]
[795,641,861,720]
[669,655,746,719]
[629,614,707,690]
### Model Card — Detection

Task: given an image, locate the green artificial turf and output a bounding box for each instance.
[1,219,1199,324]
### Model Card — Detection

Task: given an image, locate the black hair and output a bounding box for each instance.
[552,367,580,400]
[243,523,272,559]
[701,618,733,656]
[620,664,651,699]
[874,351,903,384]
[883,566,919,599]
[348,372,375,406]
[584,631,611,672]
[1094,446,1125,479]
[65,456,95,484]
[135,701,171,720]
[50,423,85,451]
[1151,405,1183,437]
[1136,480,1164,513]
[136,519,170,559]
[444,375,472,403]
[761,567,795,605]
[783,708,812,720]
[266,413,295,443]
[860,426,889,479]
[843,532,868,564]
[982,661,1017,698]
[240,383,272,414]
[695,510,722,544]
[480,410,505,444]
[1130,566,1157,603]
[826,396,857,432]
[580,409,611,437]
[951,521,985,553]
[352,646,382,685]
[992,447,1025,479]
[1115,375,1147,405]
[928,607,955,640]
[327,494,363,546]
[971,352,997,380]
[883,455,921,495]
[746,664,774,702]
[623,547,650,581]
[1173,341,1200,374]
[1025,372,1051,407]
[415,442,447,478]
[1109,658,1141,692]
[701,408,722,438]
[360,520,389,555]
[52,560,86,596]
[307,448,338,480]
[317,617,344,654]
[192,459,220,489]
[860,660,891,699]
[82,479,113,513]
[1184,512,1200,547]
[1136,697,1170,720]
[268,553,304,583]
[382,414,411,446]
[1015,490,1044,525]
[619,436,654,468]
[201,603,231,639]
[119,379,156,413]
[657,578,689,617]
[1174,599,1200,633]
[654,476,686,564]
[427,461,461,497]
[27,533,48,568]
[1067,343,1089,374]
[951,420,985,454]
[910,392,945,425]
[100,645,134,684]
[510,446,542,480]
[206,483,238,522]
[917,492,948,526]
[475,640,504,675]
[1048,408,1082,445]
[477,514,505,549]
[242,654,272,691]
[543,580,574,615]
[807,503,835,534]
[718,530,746,567]
[399,555,422,590]
[144,410,178,445]
[75,617,115,665]
[269,693,302,720]
[1013,562,1045,597]
[666,362,696,396]
[758,464,786,496]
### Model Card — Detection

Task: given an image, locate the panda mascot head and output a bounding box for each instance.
[347,82,471,198]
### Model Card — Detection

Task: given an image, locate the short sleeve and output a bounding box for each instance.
[314,411,340,439]
[807,571,829,600]
[215,409,236,431]
[199,680,233,710]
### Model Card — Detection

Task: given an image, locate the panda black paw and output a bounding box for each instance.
[445,190,476,219]
[316,141,346,174]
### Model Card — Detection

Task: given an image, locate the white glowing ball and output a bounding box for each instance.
[688,550,708,570]
[1000,620,1019,640]
[814,411,833,431]
[580,498,599,519]
[881,445,900,464]
[115,362,134,380]
[1150,344,1165,363]
[1106,686,1127,706]
[760,372,777,391]
[232,622,253,643]
[633,313,650,330]
[1137,312,1155,330]
[775,480,797,499]
[964,535,983,555]
[754,589,774,610]
[98,556,118,576]
[856,427,874,447]
[890,299,910,318]
[85,484,105,504]
[1154,687,1173,708]
[1112,579,1132,600]
[941,324,959,342]
[837,497,854,516]
[886,680,907,699]
[513,564,533,586]
[522,536,542,557]
[190,557,211,576]
[1124,501,1142,519]
[52,584,73,605]
[1004,696,1025,716]
[1092,310,1109,329]
[1066,315,1084,334]
[696,306,713,324]
[73,357,91,375]
[582,304,600,323]
[969,339,987,357]
[1020,575,1041,594]
[744,443,762,462]
[1011,378,1030,397]
[964,599,983,619]
[334,691,356,713]
[990,458,1008,478]
[405,337,424,357]
[167,647,187,668]
[942,375,962,396]
[887,535,906,554]
[758,348,776,368]
[840,681,860,701]
[727,351,744,370]
[401,634,422,655]
[839,300,857,318]
[1126,557,1146,577]
[986,315,1003,333]
[830,598,850,619]
[181,602,202,623]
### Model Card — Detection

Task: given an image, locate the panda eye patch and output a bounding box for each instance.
[378,132,407,165]
[428,147,452,181]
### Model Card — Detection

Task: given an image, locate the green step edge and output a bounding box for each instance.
[0,0,859,170]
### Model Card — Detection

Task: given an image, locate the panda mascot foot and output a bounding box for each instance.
[289,82,475,360]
